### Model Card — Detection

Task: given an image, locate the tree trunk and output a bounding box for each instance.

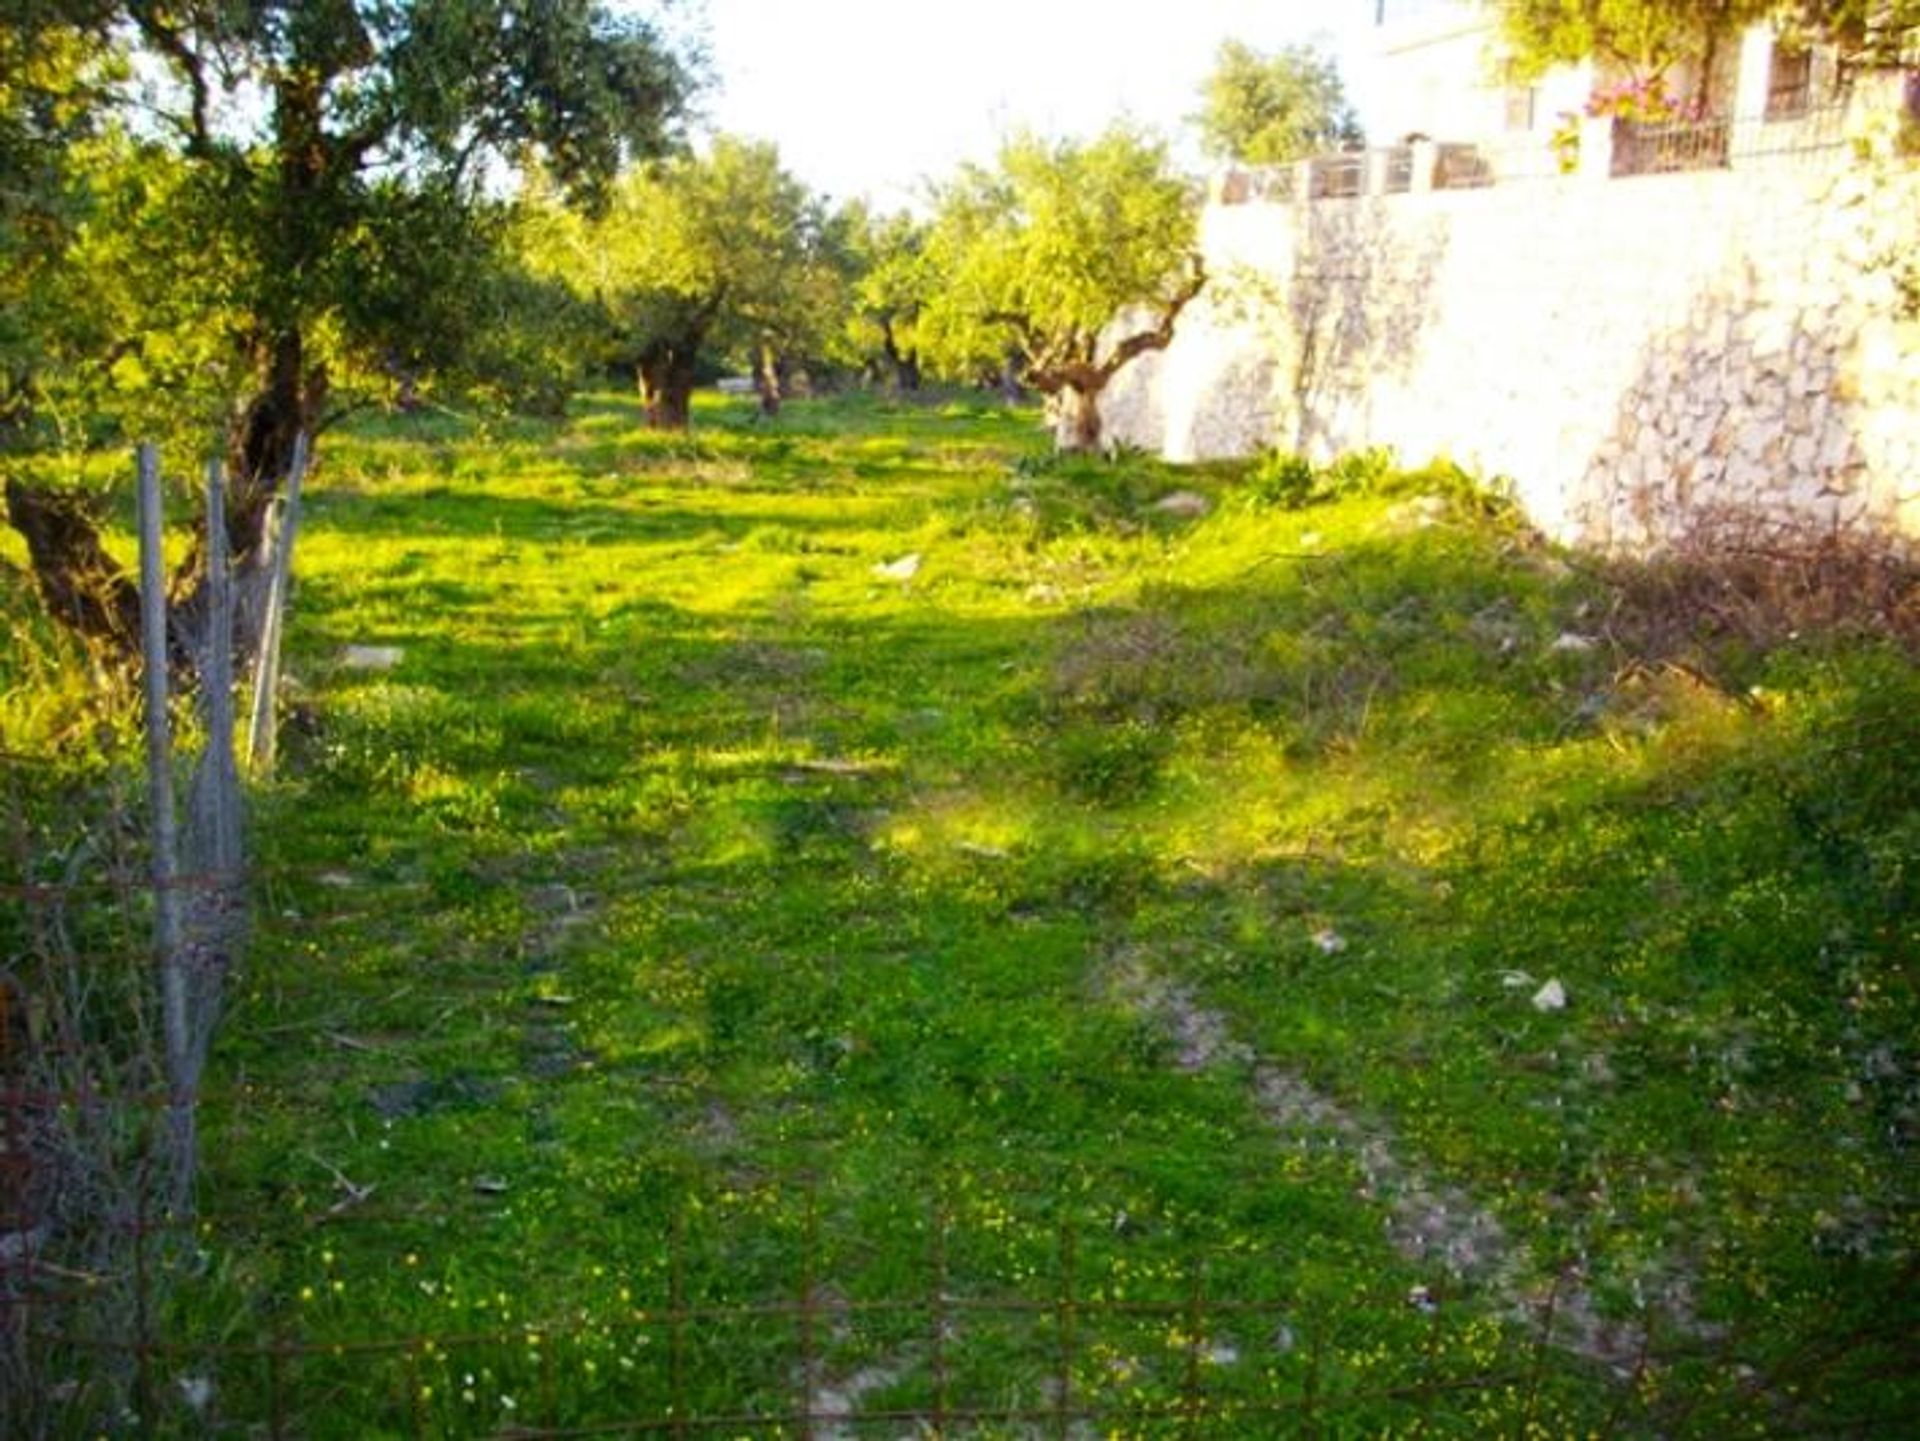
[2,480,142,649]
[892,349,921,394]
[754,344,782,419]
[998,351,1026,406]
[1695,22,1721,110]
[640,347,696,430]
[881,324,921,393]
[1055,384,1104,453]
[226,332,325,563]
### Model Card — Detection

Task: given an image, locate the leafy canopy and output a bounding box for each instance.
[4,1,695,466]
[1192,40,1362,165]
[530,136,847,411]
[1778,0,1920,62]
[0,8,120,435]
[1496,0,1775,78]
[842,205,935,383]
[922,126,1201,388]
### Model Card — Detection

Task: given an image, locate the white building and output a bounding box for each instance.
[1362,1,1853,182]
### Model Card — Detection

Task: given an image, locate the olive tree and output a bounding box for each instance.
[542,137,832,428]
[1779,1,1920,62]
[1192,40,1362,165]
[844,206,935,393]
[3,0,693,651]
[923,126,1205,453]
[1496,0,1773,84]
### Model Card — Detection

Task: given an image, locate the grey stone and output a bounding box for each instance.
[341,645,404,671]
[1152,489,1213,519]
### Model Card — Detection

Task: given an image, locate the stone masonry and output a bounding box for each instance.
[1100,158,1920,553]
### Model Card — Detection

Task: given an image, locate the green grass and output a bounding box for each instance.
[5,389,1916,1435]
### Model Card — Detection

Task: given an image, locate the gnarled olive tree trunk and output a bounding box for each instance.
[639,340,699,430]
[227,333,326,560]
[2,480,143,650]
[3,332,320,667]
[1050,384,1105,453]
[1021,263,1207,454]
[753,343,782,419]
[880,322,921,393]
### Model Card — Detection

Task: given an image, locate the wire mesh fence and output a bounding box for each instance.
[6,1146,1918,1438]
[5,838,1918,1437]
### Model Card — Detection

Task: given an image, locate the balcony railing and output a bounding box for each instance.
[1610,114,1732,176]
[1207,99,1860,208]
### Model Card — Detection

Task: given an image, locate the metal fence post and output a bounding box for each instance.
[1181,1259,1206,1438]
[135,445,192,1210]
[930,1194,950,1434]
[247,432,309,778]
[1055,1217,1076,1439]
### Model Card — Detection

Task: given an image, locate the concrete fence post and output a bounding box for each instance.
[1366,148,1394,197]
[1579,115,1616,180]
[1410,139,1438,193]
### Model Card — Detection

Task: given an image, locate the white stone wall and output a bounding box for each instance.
[1102,160,1920,553]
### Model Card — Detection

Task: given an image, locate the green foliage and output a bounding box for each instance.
[0,13,119,441]
[922,126,1203,448]
[1247,446,1429,509]
[1496,0,1774,79]
[1779,0,1920,62]
[1191,40,1362,165]
[1,0,695,485]
[532,137,848,417]
[843,206,935,387]
[925,126,1195,369]
[1247,451,1319,508]
[1054,717,1172,802]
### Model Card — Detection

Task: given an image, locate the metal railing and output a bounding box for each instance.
[1211,99,1866,206]
[1610,115,1733,176]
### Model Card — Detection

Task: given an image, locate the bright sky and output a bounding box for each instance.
[690,1,1378,210]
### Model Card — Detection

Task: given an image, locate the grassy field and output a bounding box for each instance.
[5,391,1917,1434]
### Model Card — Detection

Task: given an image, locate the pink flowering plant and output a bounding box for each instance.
[1555,77,1715,172]
[1585,76,1710,126]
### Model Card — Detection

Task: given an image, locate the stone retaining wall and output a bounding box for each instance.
[1100,160,1920,553]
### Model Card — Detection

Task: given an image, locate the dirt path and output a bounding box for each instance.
[1102,948,1712,1370]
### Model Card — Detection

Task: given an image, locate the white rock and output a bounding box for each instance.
[1531,979,1568,1013]
[873,552,921,581]
[341,645,404,671]
[1388,494,1450,529]
[1549,632,1597,654]
[1152,489,1212,519]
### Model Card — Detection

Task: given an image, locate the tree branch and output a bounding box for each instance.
[3,479,142,649]
[126,4,217,159]
[1097,258,1208,381]
[983,309,1046,366]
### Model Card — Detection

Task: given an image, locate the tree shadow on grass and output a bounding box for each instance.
[168,449,1920,1435]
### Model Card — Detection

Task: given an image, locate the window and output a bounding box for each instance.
[1501,63,1537,131]
[1766,48,1813,121]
